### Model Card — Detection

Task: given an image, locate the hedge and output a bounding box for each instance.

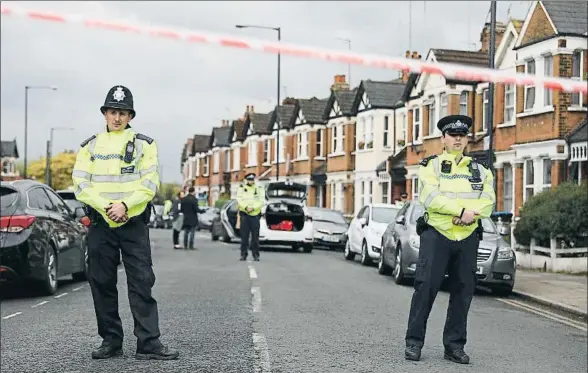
[513,182,588,247]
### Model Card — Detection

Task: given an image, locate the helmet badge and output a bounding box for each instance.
[113,86,126,102]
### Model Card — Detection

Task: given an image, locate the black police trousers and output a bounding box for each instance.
[405,227,479,351]
[239,212,260,259]
[87,216,161,351]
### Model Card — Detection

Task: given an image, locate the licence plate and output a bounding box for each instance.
[476,267,483,274]
[323,235,339,243]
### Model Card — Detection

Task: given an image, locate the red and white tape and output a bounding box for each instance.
[2,4,587,95]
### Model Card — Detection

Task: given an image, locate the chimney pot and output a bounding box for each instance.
[405,50,410,58]
[251,105,254,112]
[246,105,250,112]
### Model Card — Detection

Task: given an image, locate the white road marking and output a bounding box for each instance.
[31,301,49,308]
[118,269,124,273]
[72,286,84,291]
[252,333,272,372]
[248,266,258,279]
[251,287,261,313]
[54,293,68,299]
[497,298,587,332]
[220,242,231,246]
[2,312,22,320]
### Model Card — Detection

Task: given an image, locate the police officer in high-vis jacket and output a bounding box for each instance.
[236,172,265,261]
[72,85,179,361]
[404,115,495,364]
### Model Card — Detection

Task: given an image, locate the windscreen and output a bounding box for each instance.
[310,209,347,225]
[372,207,400,224]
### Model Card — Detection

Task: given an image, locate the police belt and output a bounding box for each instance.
[416,213,484,239]
[86,202,152,227]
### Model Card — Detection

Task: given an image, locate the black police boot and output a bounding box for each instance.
[91,344,123,359]
[444,348,470,364]
[404,345,421,361]
[135,344,179,360]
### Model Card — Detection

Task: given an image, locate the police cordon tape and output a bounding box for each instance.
[2,4,587,95]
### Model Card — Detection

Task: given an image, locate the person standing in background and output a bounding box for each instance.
[180,187,202,250]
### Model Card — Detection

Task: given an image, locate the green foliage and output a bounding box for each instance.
[514,182,588,247]
[27,151,77,191]
[214,199,230,209]
[157,183,182,201]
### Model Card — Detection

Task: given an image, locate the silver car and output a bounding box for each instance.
[379,200,516,295]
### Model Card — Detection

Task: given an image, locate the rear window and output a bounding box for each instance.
[57,192,76,200]
[1,187,19,213]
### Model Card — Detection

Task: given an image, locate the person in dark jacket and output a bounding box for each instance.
[180,187,203,250]
[171,190,184,249]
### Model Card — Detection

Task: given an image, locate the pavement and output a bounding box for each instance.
[1,229,587,373]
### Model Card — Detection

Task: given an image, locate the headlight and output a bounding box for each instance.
[497,248,513,260]
[409,235,420,250]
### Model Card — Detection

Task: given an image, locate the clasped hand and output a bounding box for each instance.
[452,210,479,226]
[105,203,128,223]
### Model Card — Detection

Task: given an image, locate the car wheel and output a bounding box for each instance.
[72,245,88,282]
[303,244,313,253]
[393,246,406,285]
[378,248,393,275]
[491,285,514,297]
[40,245,58,295]
[344,241,355,261]
[211,229,219,241]
[360,241,371,266]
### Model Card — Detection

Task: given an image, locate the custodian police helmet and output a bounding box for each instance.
[244,172,256,181]
[100,85,136,118]
[437,115,473,135]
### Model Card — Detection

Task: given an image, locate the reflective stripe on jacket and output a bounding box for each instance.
[236,183,265,216]
[71,127,160,228]
[418,151,496,241]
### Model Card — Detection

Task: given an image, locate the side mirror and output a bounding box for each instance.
[358,217,367,226]
[395,215,405,225]
[74,207,86,219]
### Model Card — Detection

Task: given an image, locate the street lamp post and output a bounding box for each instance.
[45,126,74,188]
[24,85,58,179]
[236,24,281,181]
[336,37,352,86]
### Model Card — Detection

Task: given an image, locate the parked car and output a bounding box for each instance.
[378,200,516,295]
[308,207,348,251]
[0,180,90,295]
[198,207,218,231]
[344,203,401,265]
[210,199,239,243]
[150,204,170,229]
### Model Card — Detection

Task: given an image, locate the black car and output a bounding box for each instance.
[1,180,89,295]
[308,207,349,251]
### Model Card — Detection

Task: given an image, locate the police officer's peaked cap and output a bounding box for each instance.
[437,115,472,135]
[244,172,256,180]
[100,85,136,118]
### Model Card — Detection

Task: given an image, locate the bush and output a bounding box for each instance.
[214,199,230,209]
[514,182,588,247]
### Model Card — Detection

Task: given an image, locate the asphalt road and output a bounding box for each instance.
[1,228,586,373]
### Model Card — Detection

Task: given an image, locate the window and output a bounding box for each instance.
[381,182,389,204]
[316,129,324,157]
[297,132,308,158]
[213,152,219,173]
[330,183,342,211]
[542,159,552,192]
[332,125,338,153]
[27,187,55,211]
[367,181,373,205]
[2,160,9,174]
[412,177,419,199]
[524,59,536,110]
[439,93,448,124]
[383,116,390,148]
[363,117,374,149]
[248,141,257,166]
[224,149,230,172]
[504,84,515,122]
[428,97,436,135]
[274,134,285,162]
[331,124,345,153]
[571,50,584,106]
[45,189,72,216]
[412,107,421,142]
[503,164,513,212]
[203,157,209,175]
[544,54,553,106]
[400,113,407,145]
[263,139,270,164]
[482,89,489,132]
[233,148,240,171]
[359,181,365,207]
[358,117,365,150]
[524,159,534,201]
[194,157,199,177]
[459,92,468,115]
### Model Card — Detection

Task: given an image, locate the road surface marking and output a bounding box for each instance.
[31,301,49,308]
[252,333,272,373]
[249,266,258,279]
[54,293,68,299]
[498,298,587,332]
[251,287,261,313]
[72,286,84,291]
[118,269,124,273]
[2,312,22,320]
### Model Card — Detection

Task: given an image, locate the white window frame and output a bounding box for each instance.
[213,151,220,173]
[523,159,534,202]
[297,132,308,158]
[459,92,468,115]
[366,117,374,149]
[273,133,285,163]
[359,181,365,207]
[224,149,231,172]
[439,93,448,126]
[400,113,407,144]
[428,97,436,135]
[263,139,270,164]
[331,182,342,211]
[412,177,419,199]
[248,141,257,167]
[542,158,552,192]
[203,156,209,176]
[571,50,584,107]
[358,117,365,150]
[232,148,240,171]
[482,89,489,132]
[195,157,200,177]
[543,54,553,106]
[524,59,536,111]
[412,107,421,143]
[381,181,389,204]
[331,123,345,153]
[383,116,390,148]
[316,129,324,157]
[503,164,513,213]
[504,84,515,123]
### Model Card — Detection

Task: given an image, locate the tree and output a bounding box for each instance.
[153,183,182,204]
[27,151,77,190]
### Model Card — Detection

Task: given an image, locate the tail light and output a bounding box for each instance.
[80,216,91,227]
[0,215,36,233]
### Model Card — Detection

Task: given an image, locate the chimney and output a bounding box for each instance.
[480,21,507,53]
[402,51,421,83]
[331,74,350,91]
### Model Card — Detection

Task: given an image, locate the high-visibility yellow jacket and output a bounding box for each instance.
[71,127,160,228]
[418,151,496,241]
[236,183,265,216]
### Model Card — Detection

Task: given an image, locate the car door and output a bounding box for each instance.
[44,188,86,275]
[350,206,368,253]
[387,202,410,255]
[357,206,371,248]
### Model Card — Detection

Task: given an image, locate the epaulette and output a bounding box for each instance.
[80,135,96,148]
[419,154,438,166]
[135,133,154,144]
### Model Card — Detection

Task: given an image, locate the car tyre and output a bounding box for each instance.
[360,241,371,266]
[491,285,514,297]
[344,241,355,261]
[303,244,313,253]
[211,229,219,241]
[378,247,393,275]
[393,245,406,285]
[40,245,58,295]
[72,244,88,282]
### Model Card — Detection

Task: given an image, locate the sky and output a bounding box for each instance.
[0,1,532,184]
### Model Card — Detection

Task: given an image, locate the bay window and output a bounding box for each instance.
[524,159,534,201]
[571,50,584,107]
[544,54,553,106]
[459,92,468,115]
[412,108,421,142]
